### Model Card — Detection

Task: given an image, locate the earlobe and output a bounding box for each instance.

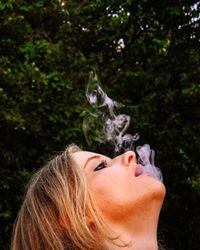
[86,215,93,226]
[86,215,97,231]
[59,217,65,228]
[59,215,94,229]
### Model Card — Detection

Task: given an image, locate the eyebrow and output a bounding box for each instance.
[83,155,101,169]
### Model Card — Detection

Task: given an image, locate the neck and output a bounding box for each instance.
[105,200,162,250]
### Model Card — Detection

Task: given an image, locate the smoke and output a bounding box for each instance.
[83,72,163,182]
[136,144,163,182]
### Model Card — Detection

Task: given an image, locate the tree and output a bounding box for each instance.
[0,0,199,249]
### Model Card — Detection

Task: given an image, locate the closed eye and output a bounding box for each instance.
[94,160,107,171]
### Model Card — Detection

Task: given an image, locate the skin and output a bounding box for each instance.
[72,150,166,250]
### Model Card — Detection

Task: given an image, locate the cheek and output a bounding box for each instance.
[88,176,119,204]
[87,171,134,215]
[89,183,138,223]
[87,173,166,222]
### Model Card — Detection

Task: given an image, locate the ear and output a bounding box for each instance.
[59,216,93,228]
[59,217,66,228]
[86,215,97,231]
[86,215,93,226]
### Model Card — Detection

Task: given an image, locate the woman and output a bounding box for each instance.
[11,144,165,250]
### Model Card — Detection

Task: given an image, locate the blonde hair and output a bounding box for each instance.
[11,144,116,250]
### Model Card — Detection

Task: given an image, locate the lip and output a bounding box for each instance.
[134,164,144,177]
[135,165,154,179]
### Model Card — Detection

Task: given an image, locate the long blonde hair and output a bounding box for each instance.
[11,144,116,250]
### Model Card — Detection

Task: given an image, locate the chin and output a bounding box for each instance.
[138,175,166,202]
[148,177,166,204]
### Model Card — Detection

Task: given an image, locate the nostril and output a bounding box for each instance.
[123,151,136,166]
[128,155,134,164]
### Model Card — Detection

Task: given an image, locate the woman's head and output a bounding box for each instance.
[11,144,165,250]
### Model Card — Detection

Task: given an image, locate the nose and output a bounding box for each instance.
[121,151,136,166]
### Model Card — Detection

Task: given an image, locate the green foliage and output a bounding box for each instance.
[0,0,200,249]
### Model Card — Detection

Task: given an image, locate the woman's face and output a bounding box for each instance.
[72,150,165,223]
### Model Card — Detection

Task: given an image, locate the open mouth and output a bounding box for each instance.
[135,164,144,177]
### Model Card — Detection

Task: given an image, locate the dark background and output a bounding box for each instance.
[0,0,199,249]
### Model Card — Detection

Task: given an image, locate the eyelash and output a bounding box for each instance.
[94,160,107,171]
